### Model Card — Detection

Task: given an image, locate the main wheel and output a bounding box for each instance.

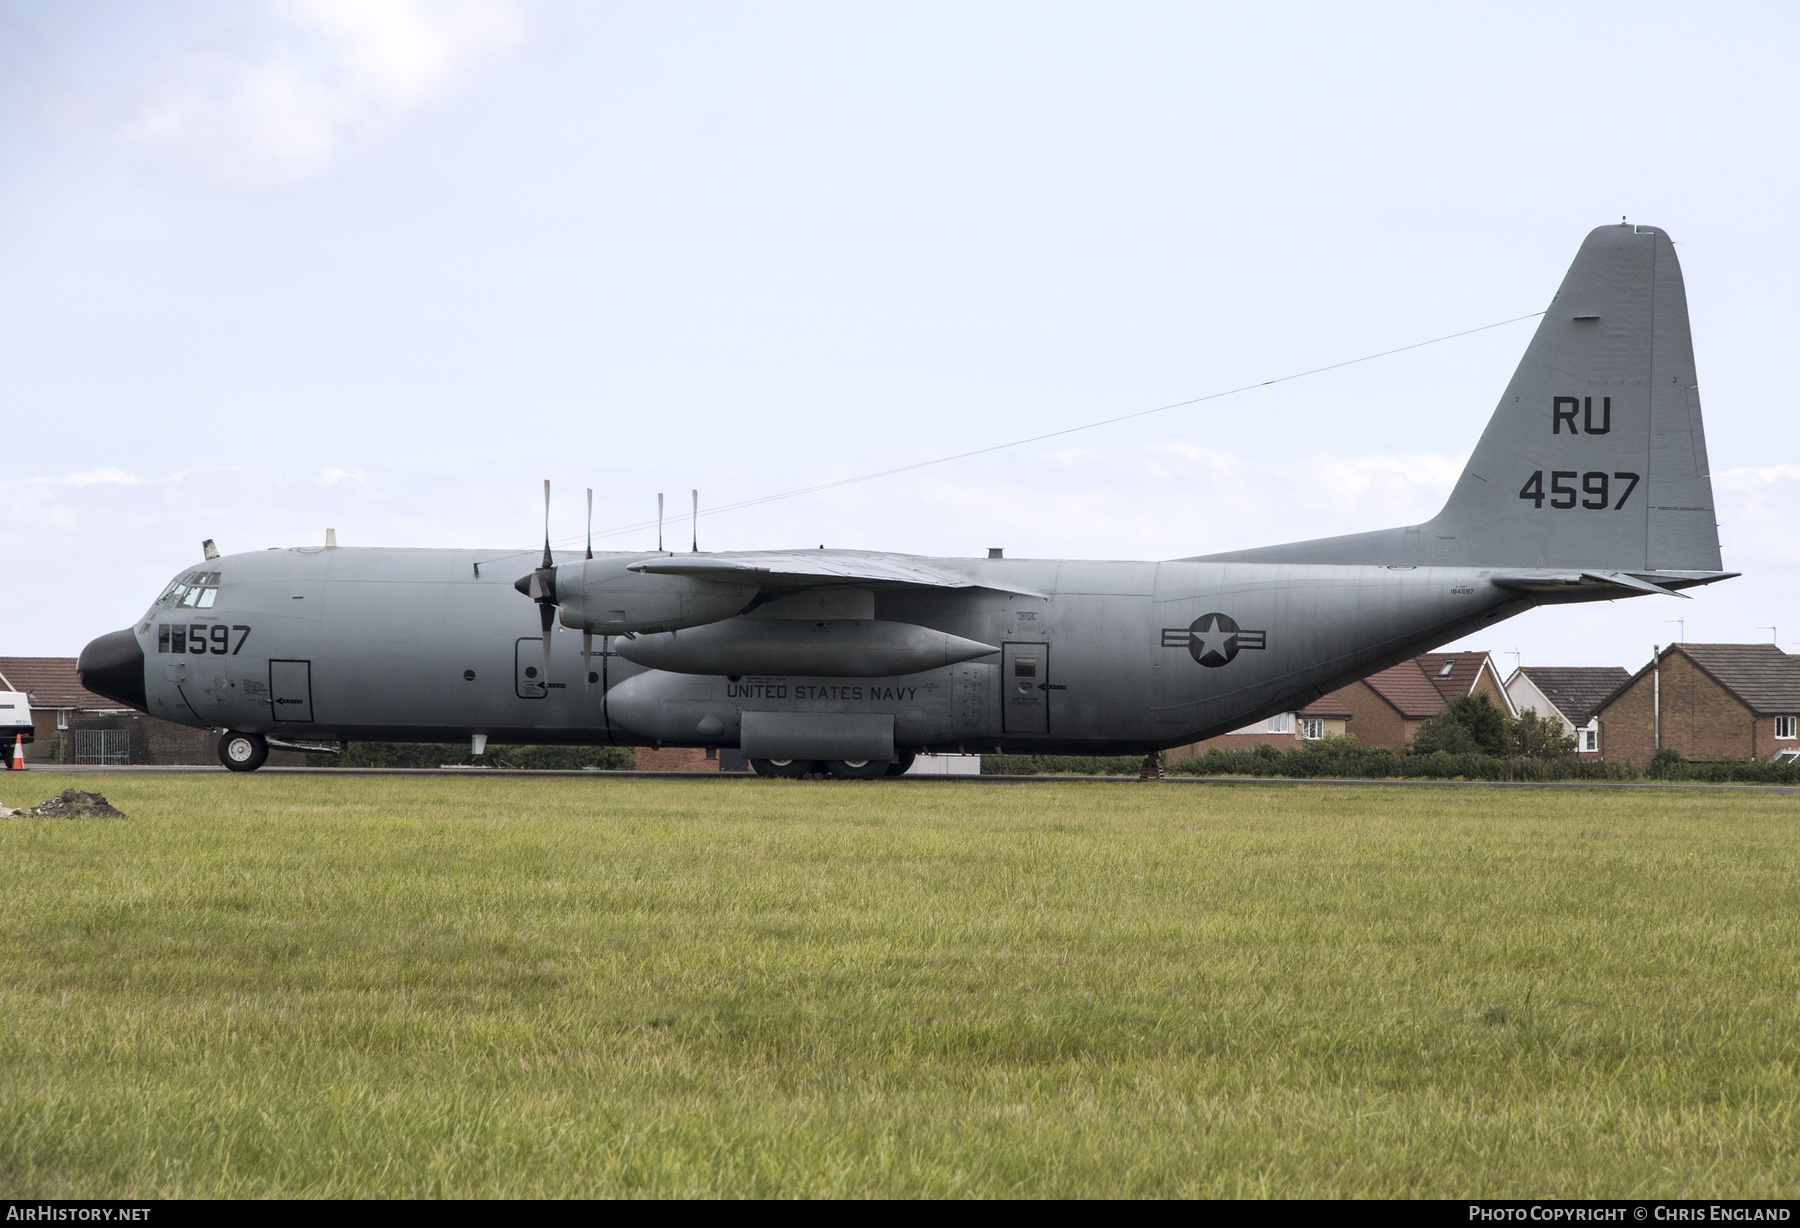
[883,752,917,777]
[826,758,888,780]
[218,730,268,772]
[749,757,816,779]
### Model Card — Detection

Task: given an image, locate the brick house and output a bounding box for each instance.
[1324,651,1518,753]
[1168,651,1513,758]
[1595,644,1800,766]
[1167,693,1353,758]
[0,656,302,767]
[1505,666,1630,757]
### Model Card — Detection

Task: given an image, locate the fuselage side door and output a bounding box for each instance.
[269,659,314,722]
[1001,642,1049,734]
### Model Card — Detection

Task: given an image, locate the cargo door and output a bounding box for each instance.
[1002,643,1050,734]
[269,659,314,722]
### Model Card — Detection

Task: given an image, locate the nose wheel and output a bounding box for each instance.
[218,730,268,772]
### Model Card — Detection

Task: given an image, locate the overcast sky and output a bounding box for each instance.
[2,0,1795,668]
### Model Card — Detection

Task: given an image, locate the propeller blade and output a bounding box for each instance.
[541,479,553,570]
[583,630,593,686]
[540,599,554,686]
[511,479,562,689]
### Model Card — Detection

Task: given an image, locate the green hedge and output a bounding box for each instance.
[1166,742,1800,784]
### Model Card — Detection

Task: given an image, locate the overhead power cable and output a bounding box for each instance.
[543,308,1545,553]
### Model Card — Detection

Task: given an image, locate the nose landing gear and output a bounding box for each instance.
[219,730,268,772]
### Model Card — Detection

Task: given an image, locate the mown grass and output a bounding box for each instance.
[1,774,1796,1198]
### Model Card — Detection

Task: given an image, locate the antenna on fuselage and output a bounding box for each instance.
[691,489,698,553]
[586,488,594,561]
[657,493,664,553]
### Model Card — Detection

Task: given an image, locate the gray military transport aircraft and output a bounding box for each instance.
[77,223,1731,777]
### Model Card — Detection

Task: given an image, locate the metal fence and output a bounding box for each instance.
[73,729,130,765]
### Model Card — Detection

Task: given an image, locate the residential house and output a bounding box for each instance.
[1167,693,1353,758]
[0,656,302,767]
[1595,644,1800,766]
[1318,651,1516,754]
[1168,651,1512,758]
[1505,666,1630,757]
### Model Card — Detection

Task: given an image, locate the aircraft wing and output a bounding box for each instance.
[628,551,1017,593]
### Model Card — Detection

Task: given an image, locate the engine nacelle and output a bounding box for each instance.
[613,617,998,677]
[555,558,757,635]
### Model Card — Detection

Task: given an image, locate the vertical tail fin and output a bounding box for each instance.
[1198,224,1723,573]
[1430,223,1719,571]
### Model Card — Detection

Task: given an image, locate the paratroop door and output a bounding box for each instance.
[1001,643,1049,734]
[269,659,313,722]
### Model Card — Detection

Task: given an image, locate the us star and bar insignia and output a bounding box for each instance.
[1159,612,1266,668]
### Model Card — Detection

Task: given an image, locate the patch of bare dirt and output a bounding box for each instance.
[1,789,128,819]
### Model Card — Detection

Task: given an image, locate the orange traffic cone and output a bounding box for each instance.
[10,735,22,770]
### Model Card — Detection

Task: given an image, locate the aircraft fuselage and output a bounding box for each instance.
[125,545,1540,754]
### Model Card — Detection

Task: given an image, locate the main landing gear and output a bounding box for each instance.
[219,730,268,772]
[749,753,916,780]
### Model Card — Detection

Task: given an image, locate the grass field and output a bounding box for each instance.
[1,773,1796,1198]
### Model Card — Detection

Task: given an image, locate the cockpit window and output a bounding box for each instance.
[157,571,222,609]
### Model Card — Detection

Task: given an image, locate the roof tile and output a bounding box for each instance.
[0,658,117,711]
[1675,644,1800,715]
[1363,659,1449,719]
[1517,666,1631,726]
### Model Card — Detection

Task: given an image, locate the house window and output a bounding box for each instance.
[1265,713,1293,735]
[1436,661,1455,679]
[1777,716,1798,740]
[1582,725,1598,753]
[57,708,71,731]
[1300,717,1325,740]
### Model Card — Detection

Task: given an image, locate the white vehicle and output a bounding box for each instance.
[0,688,33,763]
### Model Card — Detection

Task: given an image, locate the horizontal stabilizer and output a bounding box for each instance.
[1489,568,1738,599]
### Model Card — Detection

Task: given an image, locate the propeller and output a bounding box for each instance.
[513,479,558,689]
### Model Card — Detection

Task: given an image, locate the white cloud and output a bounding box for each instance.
[1715,463,1800,489]
[59,467,143,487]
[118,0,527,186]
[1714,464,1800,565]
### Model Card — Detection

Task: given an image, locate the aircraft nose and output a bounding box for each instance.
[78,628,148,712]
